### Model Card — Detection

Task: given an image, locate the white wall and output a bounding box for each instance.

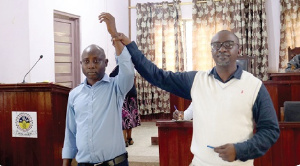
[0,0,128,83]
[28,0,54,83]
[0,0,30,83]
[130,0,281,73]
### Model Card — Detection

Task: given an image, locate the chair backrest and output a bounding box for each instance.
[284,101,300,122]
[236,59,248,71]
[236,56,256,76]
[288,46,300,61]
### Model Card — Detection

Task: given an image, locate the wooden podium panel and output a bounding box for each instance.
[0,83,70,166]
[156,121,300,166]
[156,121,193,166]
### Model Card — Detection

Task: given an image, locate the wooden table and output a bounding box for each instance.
[157,121,300,166]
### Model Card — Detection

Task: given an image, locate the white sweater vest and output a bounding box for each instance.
[190,70,262,166]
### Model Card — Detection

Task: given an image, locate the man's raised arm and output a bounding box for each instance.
[113,34,196,100]
[99,12,134,95]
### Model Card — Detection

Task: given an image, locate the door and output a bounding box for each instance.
[54,11,80,88]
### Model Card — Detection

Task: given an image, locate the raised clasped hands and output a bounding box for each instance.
[113,33,131,46]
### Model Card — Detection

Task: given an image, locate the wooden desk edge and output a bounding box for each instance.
[156,120,193,128]
[156,121,300,128]
[279,122,300,128]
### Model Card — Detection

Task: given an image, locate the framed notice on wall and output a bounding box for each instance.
[12,111,38,138]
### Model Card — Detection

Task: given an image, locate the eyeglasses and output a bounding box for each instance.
[211,41,239,50]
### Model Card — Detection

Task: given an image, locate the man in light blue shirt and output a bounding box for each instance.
[62,13,134,166]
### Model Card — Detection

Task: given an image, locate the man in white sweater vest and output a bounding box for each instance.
[115,30,280,166]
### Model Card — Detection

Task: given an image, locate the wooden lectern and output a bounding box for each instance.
[0,83,71,166]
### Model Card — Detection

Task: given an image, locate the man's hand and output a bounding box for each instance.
[62,159,72,166]
[214,144,236,162]
[113,33,131,45]
[98,12,118,37]
[173,110,184,120]
[173,110,180,120]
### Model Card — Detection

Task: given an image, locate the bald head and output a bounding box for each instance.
[80,44,108,86]
[82,44,106,59]
[211,30,239,44]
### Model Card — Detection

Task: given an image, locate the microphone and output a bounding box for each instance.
[22,55,43,83]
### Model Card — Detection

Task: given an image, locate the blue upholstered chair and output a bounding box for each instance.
[284,101,300,122]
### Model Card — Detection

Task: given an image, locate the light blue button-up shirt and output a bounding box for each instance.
[62,47,134,163]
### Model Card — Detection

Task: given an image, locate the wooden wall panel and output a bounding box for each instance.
[170,93,191,114]
[254,123,300,166]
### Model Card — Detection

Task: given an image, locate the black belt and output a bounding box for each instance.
[78,153,128,166]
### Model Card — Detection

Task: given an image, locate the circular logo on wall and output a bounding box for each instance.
[15,113,33,132]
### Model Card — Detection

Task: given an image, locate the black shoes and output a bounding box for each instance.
[128,138,134,145]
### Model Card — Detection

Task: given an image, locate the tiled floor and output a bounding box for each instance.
[126,122,159,166]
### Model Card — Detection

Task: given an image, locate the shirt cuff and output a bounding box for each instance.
[234,143,247,162]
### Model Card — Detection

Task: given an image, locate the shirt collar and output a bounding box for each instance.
[83,73,110,87]
[208,64,243,83]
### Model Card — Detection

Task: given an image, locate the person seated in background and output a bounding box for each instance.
[285,54,300,72]
[173,103,193,120]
